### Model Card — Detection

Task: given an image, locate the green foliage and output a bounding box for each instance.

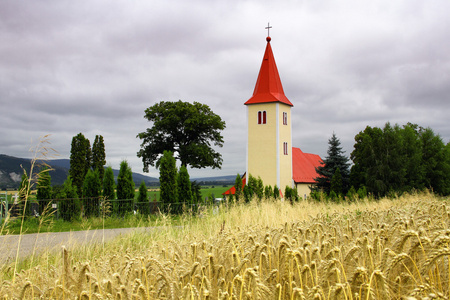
[159,151,178,211]
[137,181,148,203]
[234,173,243,201]
[69,133,91,194]
[284,186,299,203]
[330,168,343,196]
[346,186,357,201]
[137,100,226,171]
[191,181,202,203]
[36,165,52,215]
[273,185,280,199]
[264,185,273,199]
[243,185,252,203]
[58,176,81,221]
[103,166,115,200]
[92,135,106,182]
[314,133,350,195]
[82,169,101,217]
[350,122,450,197]
[177,165,193,205]
[255,177,264,200]
[117,160,135,200]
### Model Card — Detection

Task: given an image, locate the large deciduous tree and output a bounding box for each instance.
[137,100,226,171]
[350,122,450,197]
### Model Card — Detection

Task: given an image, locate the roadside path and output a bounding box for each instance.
[0,228,149,264]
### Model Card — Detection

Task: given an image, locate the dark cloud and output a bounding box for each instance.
[1,0,449,178]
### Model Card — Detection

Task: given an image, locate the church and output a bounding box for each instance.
[224,33,322,199]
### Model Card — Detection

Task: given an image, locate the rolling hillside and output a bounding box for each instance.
[0,155,236,189]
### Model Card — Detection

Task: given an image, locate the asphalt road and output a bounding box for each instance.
[0,228,148,264]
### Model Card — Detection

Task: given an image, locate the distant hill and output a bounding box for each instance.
[0,155,236,189]
[0,155,158,189]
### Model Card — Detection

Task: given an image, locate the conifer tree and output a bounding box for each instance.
[137,181,148,202]
[59,176,80,221]
[117,160,135,200]
[82,169,101,217]
[159,151,178,212]
[92,135,106,182]
[314,133,350,195]
[103,166,115,200]
[177,165,192,205]
[191,181,202,203]
[69,133,91,194]
[330,168,343,196]
[234,173,243,200]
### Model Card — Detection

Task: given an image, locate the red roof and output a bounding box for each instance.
[292,147,322,184]
[244,37,293,107]
[222,173,246,195]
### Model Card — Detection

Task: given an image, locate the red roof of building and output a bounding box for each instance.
[222,173,246,195]
[244,37,293,107]
[292,147,322,184]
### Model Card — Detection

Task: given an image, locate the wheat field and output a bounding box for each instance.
[1,191,449,299]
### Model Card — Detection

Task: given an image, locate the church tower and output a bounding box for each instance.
[245,35,293,191]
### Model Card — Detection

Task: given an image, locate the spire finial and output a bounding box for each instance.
[265,22,272,42]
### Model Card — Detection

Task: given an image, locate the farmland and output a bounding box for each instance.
[1,192,449,299]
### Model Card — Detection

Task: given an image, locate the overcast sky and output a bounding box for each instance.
[1,0,449,179]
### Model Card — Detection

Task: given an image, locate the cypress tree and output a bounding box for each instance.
[103,166,115,201]
[177,165,193,205]
[82,169,101,217]
[117,160,135,200]
[159,151,178,212]
[92,135,106,182]
[69,133,91,194]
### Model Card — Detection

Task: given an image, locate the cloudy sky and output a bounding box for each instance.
[1,0,449,179]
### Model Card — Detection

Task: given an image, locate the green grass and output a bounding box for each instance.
[2,213,165,235]
[1,185,232,235]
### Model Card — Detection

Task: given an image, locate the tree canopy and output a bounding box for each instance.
[350,122,450,196]
[137,100,226,172]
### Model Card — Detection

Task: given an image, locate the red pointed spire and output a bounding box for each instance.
[245,37,293,106]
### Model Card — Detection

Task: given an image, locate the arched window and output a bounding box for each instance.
[283,112,288,125]
[283,142,288,155]
[258,111,267,124]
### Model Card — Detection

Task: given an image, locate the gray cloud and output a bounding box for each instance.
[1,0,449,179]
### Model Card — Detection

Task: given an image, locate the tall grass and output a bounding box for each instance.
[1,191,449,299]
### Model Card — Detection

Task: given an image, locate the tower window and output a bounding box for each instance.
[258,111,267,124]
[283,142,288,155]
[283,112,288,125]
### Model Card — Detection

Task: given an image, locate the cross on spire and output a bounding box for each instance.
[265,22,272,37]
